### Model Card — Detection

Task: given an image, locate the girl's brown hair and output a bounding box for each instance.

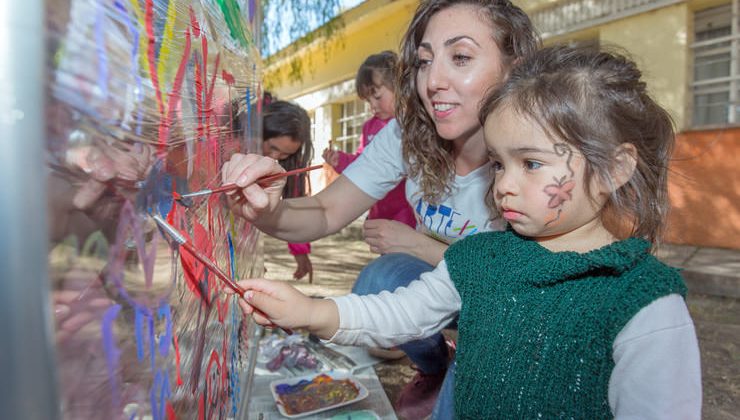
[356,50,398,100]
[263,100,314,198]
[397,0,540,204]
[479,45,675,244]
[233,98,314,198]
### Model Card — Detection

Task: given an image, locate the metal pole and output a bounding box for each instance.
[0,0,59,418]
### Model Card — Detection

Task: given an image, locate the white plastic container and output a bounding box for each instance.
[269,371,369,418]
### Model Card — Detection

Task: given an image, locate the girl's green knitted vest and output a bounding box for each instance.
[445,230,686,419]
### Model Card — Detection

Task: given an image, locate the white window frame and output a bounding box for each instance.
[335,99,370,153]
[691,0,740,127]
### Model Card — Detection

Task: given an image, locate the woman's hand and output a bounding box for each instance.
[363,219,448,265]
[292,254,313,283]
[231,278,339,339]
[322,148,340,168]
[363,219,420,254]
[221,153,285,221]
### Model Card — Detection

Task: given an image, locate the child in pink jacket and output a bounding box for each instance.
[323,51,416,229]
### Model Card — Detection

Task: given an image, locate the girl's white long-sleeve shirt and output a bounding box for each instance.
[328,260,702,419]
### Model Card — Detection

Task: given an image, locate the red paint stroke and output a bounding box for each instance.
[198,393,205,419]
[159,28,192,155]
[166,402,176,420]
[179,220,213,301]
[194,55,205,140]
[205,349,226,418]
[145,0,164,116]
[205,53,220,147]
[193,220,213,260]
[166,197,177,226]
[207,199,214,237]
[221,70,235,86]
[189,6,201,38]
[216,297,229,324]
[180,250,206,301]
[458,219,470,236]
[256,82,263,115]
[205,53,220,115]
[217,202,226,236]
[173,335,183,386]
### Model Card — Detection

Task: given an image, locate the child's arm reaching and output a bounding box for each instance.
[235,261,461,347]
[234,279,340,339]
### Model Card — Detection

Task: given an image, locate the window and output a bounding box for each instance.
[692,2,740,126]
[335,99,370,153]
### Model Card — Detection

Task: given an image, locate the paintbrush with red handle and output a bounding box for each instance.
[174,164,323,203]
[152,214,293,335]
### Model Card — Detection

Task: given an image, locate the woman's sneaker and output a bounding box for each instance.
[394,367,446,420]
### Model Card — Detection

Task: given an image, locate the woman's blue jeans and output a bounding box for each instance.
[352,253,455,418]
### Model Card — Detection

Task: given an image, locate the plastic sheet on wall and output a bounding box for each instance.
[45,0,263,418]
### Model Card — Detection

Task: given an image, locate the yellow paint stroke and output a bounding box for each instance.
[229,213,237,238]
[129,0,152,85]
[156,0,178,104]
[81,230,110,257]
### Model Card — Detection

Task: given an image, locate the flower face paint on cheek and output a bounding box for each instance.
[542,143,576,226]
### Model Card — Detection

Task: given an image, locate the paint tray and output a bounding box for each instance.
[269,371,369,418]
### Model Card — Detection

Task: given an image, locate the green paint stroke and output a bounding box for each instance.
[217,0,251,49]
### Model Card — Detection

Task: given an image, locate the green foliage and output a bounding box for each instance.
[261,0,345,86]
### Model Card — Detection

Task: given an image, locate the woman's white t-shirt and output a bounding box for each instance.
[343,119,503,243]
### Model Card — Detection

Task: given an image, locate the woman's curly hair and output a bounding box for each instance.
[397,0,539,204]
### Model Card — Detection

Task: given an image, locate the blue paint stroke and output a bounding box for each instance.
[249,0,257,23]
[150,368,171,420]
[148,311,156,370]
[229,303,241,415]
[157,303,172,357]
[102,304,123,407]
[113,0,144,135]
[245,87,252,137]
[135,306,146,361]
[137,159,173,219]
[227,232,236,278]
[94,0,110,101]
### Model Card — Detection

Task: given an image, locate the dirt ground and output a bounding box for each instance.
[263,221,740,419]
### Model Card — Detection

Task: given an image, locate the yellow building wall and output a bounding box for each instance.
[265,0,417,100]
[599,4,690,129]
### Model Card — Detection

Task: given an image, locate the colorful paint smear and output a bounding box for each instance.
[46,0,264,418]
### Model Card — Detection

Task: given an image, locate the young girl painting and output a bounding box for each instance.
[230,46,702,418]
[259,100,315,282]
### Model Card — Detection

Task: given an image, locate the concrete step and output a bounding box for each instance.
[657,244,740,298]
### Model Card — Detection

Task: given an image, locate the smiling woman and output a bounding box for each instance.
[220,1,540,418]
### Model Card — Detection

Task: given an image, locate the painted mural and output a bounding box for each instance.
[45,0,263,418]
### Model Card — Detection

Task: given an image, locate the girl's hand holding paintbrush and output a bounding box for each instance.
[221,153,289,221]
[229,278,340,341]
